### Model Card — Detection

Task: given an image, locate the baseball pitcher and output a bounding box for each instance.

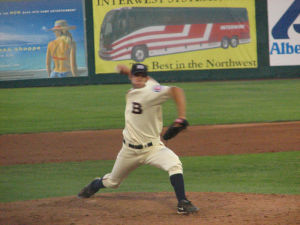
[78,63,198,214]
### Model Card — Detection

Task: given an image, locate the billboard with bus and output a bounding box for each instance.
[99,7,251,62]
[93,0,257,74]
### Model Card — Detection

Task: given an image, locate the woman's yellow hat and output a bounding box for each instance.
[50,20,76,31]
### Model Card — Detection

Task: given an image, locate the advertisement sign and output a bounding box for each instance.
[268,0,300,66]
[0,0,87,80]
[93,0,257,74]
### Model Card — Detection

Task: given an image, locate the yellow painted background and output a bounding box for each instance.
[93,0,257,74]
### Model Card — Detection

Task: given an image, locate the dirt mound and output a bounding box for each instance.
[1,192,299,225]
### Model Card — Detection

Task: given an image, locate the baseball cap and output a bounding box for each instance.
[131,63,148,76]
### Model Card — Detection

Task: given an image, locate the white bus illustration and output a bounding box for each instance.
[99,7,250,62]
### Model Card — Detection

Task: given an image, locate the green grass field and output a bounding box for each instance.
[0,79,299,134]
[0,151,299,202]
[0,79,299,202]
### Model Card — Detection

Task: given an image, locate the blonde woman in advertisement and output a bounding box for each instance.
[46,20,78,78]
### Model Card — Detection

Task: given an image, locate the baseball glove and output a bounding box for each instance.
[163,118,189,140]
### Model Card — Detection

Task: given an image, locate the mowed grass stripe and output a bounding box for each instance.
[0,151,299,202]
[0,79,299,134]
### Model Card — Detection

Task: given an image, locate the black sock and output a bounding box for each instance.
[170,173,187,202]
[91,178,105,192]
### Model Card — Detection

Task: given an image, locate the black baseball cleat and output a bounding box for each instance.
[177,199,199,215]
[77,178,101,198]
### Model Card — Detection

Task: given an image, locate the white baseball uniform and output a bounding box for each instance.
[102,78,183,189]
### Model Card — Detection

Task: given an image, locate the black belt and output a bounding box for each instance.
[123,139,153,149]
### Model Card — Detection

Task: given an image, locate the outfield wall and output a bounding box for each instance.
[0,0,299,88]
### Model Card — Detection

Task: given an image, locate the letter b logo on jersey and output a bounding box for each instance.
[272,0,300,39]
[132,102,143,114]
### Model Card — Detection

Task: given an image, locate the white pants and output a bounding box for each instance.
[102,143,183,189]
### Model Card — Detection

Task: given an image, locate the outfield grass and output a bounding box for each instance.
[1,79,299,203]
[0,79,299,134]
[0,151,299,202]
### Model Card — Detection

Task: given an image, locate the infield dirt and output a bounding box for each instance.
[1,122,300,225]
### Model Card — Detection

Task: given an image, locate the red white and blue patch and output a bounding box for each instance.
[153,85,163,92]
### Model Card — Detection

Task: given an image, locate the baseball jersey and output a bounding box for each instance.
[123,78,171,145]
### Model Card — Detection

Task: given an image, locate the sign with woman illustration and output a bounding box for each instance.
[46,20,78,78]
[0,0,87,81]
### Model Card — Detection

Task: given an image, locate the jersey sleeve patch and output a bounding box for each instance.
[153,85,164,92]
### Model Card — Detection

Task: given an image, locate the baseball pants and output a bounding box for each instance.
[102,143,183,189]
